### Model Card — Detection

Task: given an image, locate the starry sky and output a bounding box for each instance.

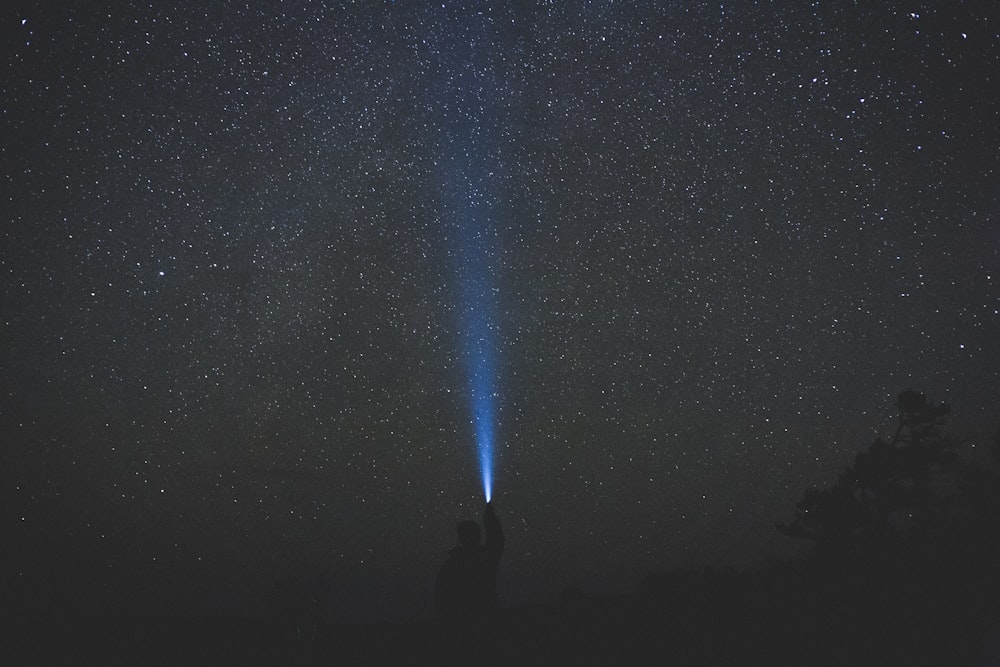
[3,1,999,622]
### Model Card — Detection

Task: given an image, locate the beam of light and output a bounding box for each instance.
[431,10,504,502]
[461,265,498,503]
[452,192,500,503]
[444,138,501,505]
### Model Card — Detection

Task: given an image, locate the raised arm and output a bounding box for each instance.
[483,501,504,557]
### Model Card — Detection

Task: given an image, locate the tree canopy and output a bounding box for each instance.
[778,390,999,562]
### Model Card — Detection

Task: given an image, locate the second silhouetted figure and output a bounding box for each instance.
[434,501,504,622]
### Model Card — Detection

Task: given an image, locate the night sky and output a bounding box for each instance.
[3,2,999,623]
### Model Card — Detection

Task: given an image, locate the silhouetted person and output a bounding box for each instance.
[434,501,504,623]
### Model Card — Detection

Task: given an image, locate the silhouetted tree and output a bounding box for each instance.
[776,391,1000,659]
[777,390,985,561]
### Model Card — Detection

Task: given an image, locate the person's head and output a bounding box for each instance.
[456,520,481,546]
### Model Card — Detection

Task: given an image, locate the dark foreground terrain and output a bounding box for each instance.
[6,562,999,666]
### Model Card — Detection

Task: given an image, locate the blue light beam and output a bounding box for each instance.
[452,196,500,503]
[430,10,505,502]
[459,263,498,503]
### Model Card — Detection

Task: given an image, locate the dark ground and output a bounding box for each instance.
[6,560,999,667]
